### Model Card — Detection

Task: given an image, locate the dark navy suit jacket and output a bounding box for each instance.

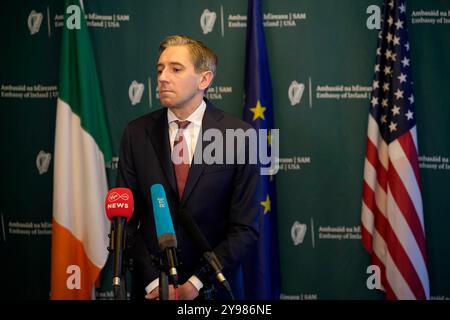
[116,99,260,300]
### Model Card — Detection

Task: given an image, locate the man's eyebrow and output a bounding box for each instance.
[157,62,185,68]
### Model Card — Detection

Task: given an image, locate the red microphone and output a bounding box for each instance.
[105,188,134,299]
[105,187,134,221]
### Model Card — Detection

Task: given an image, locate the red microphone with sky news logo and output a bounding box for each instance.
[105,187,134,300]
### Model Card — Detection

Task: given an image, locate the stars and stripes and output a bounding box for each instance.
[361,0,429,300]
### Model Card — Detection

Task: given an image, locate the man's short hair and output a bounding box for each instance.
[159,35,218,76]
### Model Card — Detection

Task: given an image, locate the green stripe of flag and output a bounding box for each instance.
[58,0,112,162]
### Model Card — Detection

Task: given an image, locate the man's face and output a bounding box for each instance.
[157,45,204,110]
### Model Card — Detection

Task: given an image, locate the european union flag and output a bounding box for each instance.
[242,0,281,300]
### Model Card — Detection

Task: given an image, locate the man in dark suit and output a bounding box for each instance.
[116,35,260,300]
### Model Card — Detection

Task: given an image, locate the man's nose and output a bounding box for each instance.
[158,69,169,82]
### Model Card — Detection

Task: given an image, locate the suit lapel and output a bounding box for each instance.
[145,109,178,196]
[181,102,223,204]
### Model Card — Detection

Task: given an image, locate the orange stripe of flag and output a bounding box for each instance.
[50,218,102,300]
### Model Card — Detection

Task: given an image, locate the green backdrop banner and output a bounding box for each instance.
[1,0,449,299]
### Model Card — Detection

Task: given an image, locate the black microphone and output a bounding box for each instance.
[178,209,234,300]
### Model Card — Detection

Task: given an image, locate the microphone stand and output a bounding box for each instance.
[152,248,179,300]
[113,276,127,300]
[158,254,169,300]
[108,220,128,300]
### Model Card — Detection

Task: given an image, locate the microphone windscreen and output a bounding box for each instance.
[105,187,134,222]
[150,184,176,242]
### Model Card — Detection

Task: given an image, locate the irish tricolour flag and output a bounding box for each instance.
[51,0,112,300]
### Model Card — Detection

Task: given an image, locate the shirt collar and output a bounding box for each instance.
[167,100,207,127]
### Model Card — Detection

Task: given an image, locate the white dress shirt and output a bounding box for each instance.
[167,100,206,163]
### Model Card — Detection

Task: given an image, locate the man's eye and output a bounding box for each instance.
[174,68,181,72]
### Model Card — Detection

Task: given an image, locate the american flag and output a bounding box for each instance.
[361,0,430,300]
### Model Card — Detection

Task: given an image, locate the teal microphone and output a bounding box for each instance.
[150,183,178,287]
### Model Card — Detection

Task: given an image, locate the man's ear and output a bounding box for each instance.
[198,71,214,91]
